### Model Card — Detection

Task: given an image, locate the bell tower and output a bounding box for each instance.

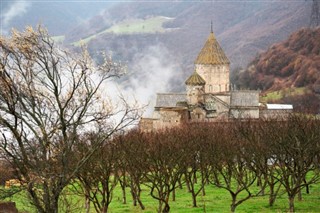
[194,29,230,94]
[185,71,206,106]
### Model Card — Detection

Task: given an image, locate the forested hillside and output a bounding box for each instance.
[2,1,313,92]
[66,1,310,79]
[235,28,320,113]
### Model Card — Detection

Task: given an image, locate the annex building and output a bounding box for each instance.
[140,30,292,131]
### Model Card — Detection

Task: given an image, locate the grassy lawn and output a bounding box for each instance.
[261,87,306,102]
[4,180,320,212]
[72,16,173,46]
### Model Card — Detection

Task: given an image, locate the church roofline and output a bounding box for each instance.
[195,31,230,65]
[185,71,206,86]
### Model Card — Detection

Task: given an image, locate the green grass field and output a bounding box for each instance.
[4,180,320,212]
[261,87,306,102]
[72,16,173,46]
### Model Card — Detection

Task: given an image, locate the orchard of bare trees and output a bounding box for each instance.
[1,27,320,213]
[103,115,319,213]
[62,114,320,213]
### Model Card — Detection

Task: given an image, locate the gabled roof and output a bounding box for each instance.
[230,91,260,107]
[195,32,230,65]
[205,94,230,108]
[185,71,206,86]
[155,93,187,108]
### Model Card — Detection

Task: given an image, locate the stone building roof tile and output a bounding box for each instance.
[155,93,187,108]
[195,32,230,65]
[185,71,206,85]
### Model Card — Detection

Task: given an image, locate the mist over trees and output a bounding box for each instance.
[0,27,320,213]
[0,26,141,213]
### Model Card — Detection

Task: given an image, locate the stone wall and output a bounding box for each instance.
[195,64,230,93]
[186,85,205,105]
[141,108,189,131]
[139,118,156,132]
[230,90,260,107]
[230,108,260,119]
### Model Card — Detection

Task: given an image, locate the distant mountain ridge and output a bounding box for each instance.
[2,1,312,78]
[235,27,320,113]
[2,1,316,97]
[236,28,320,92]
[64,1,311,92]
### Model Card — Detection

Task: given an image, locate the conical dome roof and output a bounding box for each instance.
[185,71,206,86]
[195,32,230,65]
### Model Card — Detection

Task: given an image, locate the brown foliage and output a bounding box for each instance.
[0,202,18,213]
[0,26,140,213]
[0,160,16,186]
[281,92,320,114]
[71,114,320,213]
[237,28,320,92]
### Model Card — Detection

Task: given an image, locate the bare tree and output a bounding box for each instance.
[181,123,209,208]
[75,135,120,213]
[204,122,262,213]
[0,158,21,200]
[266,115,320,212]
[117,130,146,210]
[0,158,16,186]
[142,129,185,213]
[0,26,141,213]
[236,119,281,207]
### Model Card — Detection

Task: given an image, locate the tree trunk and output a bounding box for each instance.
[101,205,108,213]
[201,172,206,196]
[42,191,59,213]
[202,186,206,196]
[121,175,127,204]
[122,186,126,204]
[288,195,295,213]
[158,200,163,213]
[162,202,170,213]
[185,175,191,192]
[172,188,176,202]
[130,182,137,206]
[192,191,197,207]
[193,171,197,184]
[230,203,237,213]
[230,194,237,213]
[178,178,183,189]
[48,199,59,213]
[132,193,137,206]
[85,195,90,213]
[258,176,264,196]
[137,196,145,210]
[304,179,309,194]
[269,184,275,207]
[298,189,302,201]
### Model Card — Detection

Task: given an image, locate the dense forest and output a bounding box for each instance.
[234,28,320,113]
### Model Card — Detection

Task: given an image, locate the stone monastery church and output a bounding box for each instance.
[140,29,292,131]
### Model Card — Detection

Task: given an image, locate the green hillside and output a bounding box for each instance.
[73,16,173,46]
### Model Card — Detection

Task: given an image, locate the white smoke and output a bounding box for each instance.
[126,45,181,116]
[1,0,31,27]
[103,44,181,117]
